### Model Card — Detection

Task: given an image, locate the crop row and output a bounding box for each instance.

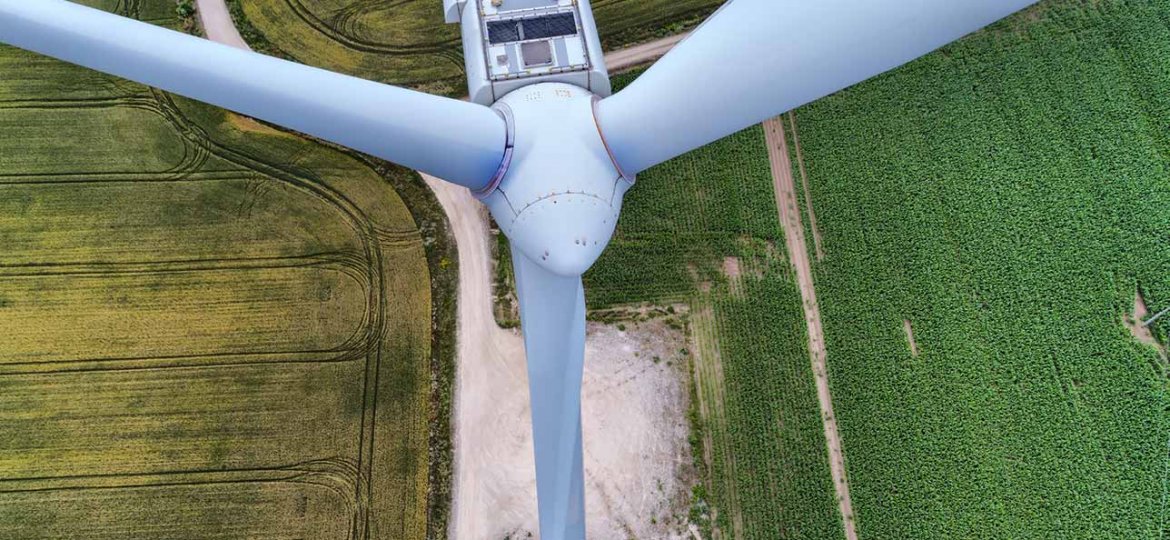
[791,1,1170,537]
[583,71,844,538]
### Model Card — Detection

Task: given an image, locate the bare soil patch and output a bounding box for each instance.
[1127,290,1167,363]
[224,112,294,138]
[722,257,741,279]
[904,319,920,357]
[723,257,743,298]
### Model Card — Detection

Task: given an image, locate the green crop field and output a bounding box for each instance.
[783,0,1170,538]
[230,0,722,96]
[0,1,445,538]
[582,71,845,539]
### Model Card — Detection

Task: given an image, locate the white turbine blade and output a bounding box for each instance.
[596,0,1038,174]
[512,250,587,540]
[0,0,505,189]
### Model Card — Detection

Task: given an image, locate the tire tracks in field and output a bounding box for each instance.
[4,7,408,533]
[192,6,458,535]
[280,0,467,81]
[0,458,363,515]
[0,459,366,535]
[0,4,436,537]
[148,89,398,380]
[0,252,377,374]
[147,89,396,540]
[0,170,246,185]
[689,301,746,539]
[786,112,826,261]
[763,115,859,540]
[285,0,460,55]
[0,94,210,179]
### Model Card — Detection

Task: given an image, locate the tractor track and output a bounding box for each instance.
[284,0,460,55]
[190,4,462,537]
[0,5,445,535]
[147,90,393,540]
[763,115,859,540]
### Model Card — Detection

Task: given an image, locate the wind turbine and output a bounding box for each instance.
[0,0,1038,537]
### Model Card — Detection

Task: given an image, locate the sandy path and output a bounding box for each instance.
[195,0,250,51]
[421,176,533,534]
[605,32,690,73]
[763,117,859,540]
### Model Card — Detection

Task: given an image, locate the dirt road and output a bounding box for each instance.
[605,32,690,73]
[420,176,533,535]
[763,116,859,540]
[424,175,695,539]
[195,0,250,51]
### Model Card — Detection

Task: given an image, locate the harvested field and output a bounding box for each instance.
[0,2,436,538]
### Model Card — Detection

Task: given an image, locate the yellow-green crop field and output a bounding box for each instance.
[231,0,723,96]
[0,1,437,538]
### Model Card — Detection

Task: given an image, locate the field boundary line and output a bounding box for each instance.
[786,112,825,261]
[281,0,460,55]
[0,252,367,277]
[689,300,744,539]
[763,116,859,540]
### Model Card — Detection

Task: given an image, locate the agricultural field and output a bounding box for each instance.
[211,1,1170,539]
[229,0,722,96]
[584,72,845,539]
[784,0,1170,538]
[0,1,447,538]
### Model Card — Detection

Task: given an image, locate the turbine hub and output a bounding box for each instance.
[480,82,633,277]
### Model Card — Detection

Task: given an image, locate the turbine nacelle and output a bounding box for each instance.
[480,82,633,277]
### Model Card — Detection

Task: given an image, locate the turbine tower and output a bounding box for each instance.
[0,0,1038,538]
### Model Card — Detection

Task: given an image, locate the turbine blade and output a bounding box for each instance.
[596,0,1038,174]
[0,0,505,189]
[512,250,587,540]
